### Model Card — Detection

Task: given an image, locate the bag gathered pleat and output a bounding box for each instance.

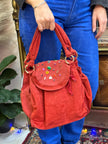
[21,23,92,130]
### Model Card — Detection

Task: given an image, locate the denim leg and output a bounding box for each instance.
[60,28,98,143]
[37,127,61,144]
[61,118,85,144]
[60,0,99,142]
[61,13,99,144]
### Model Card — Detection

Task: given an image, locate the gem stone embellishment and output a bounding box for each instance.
[44,77,46,80]
[40,60,63,81]
[49,76,53,79]
[47,66,51,70]
[46,71,49,74]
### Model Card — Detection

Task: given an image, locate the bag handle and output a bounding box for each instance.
[24,23,77,65]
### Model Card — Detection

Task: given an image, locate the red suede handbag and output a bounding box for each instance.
[21,23,92,130]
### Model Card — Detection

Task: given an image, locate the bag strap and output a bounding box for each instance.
[24,23,77,65]
[55,23,77,57]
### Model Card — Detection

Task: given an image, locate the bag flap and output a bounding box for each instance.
[31,60,70,91]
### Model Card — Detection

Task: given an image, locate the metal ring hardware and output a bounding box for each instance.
[25,65,35,74]
[65,55,75,65]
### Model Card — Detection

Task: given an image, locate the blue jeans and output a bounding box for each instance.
[19,0,99,143]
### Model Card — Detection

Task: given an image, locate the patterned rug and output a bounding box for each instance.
[22,127,108,144]
[80,126,108,144]
[22,128,41,144]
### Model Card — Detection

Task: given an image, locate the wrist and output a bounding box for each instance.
[25,0,45,8]
[33,1,46,9]
[94,5,105,9]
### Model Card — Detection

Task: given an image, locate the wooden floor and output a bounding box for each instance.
[85,109,108,128]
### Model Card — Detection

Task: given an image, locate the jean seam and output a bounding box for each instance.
[65,0,77,24]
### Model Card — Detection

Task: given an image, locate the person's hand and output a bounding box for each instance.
[26,0,55,31]
[92,5,107,39]
[33,1,55,32]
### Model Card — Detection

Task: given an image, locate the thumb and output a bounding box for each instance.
[92,14,97,32]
